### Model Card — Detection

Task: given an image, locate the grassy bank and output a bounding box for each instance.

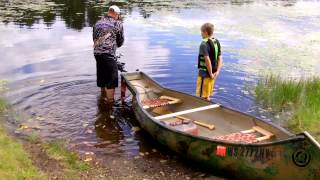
[0,80,7,113]
[0,99,5,113]
[0,127,95,179]
[0,98,46,179]
[1,81,43,179]
[0,107,100,179]
[0,127,46,179]
[255,75,320,140]
[42,140,91,178]
[0,82,98,179]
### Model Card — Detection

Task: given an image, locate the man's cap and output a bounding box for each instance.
[109,5,120,14]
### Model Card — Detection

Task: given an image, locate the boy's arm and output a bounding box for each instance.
[214,40,223,79]
[200,43,214,79]
[204,56,214,79]
[216,55,223,76]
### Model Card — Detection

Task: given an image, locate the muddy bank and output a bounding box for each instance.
[1,105,225,180]
[17,131,226,180]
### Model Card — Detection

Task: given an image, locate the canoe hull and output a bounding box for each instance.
[132,98,320,179]
[123,72,320,179]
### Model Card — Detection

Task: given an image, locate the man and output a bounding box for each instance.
[196,22,222,100]
[93,5,124,103]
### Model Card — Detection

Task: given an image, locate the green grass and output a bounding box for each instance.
[43,140,90,177]
[0,99,6,113]
[0,80,7,113]
[0,96,45,179]
[0,126,46,179]
[255,75,320,140]
[0,126,91,179]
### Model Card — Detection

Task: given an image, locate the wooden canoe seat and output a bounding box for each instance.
[142,96,181,109]
[241,126,275,142]
[155,104,220,120]
[166,115,215,130]
[152,104,216,130]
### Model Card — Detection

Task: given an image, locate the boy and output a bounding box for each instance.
[196,23,222,100]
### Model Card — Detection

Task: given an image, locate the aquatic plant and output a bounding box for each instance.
[255,75,320,140]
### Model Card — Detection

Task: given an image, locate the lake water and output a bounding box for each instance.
[0,0,319,178]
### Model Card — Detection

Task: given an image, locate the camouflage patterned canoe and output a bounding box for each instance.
[121,71,320,179]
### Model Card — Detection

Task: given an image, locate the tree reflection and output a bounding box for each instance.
[0,0,299,29]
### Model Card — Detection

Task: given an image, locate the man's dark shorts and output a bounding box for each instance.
[94,53,118,89]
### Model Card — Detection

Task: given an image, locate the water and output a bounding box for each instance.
[1,0,320,178]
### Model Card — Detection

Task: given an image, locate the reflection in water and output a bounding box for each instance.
[1,0,302,29]
[0,0,320,177]
[1,0,319,130]
[7,76,166,158]
[94,97,139,157]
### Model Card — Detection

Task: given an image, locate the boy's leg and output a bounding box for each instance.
[196,76,205,97]
[196,76,212,99]
[201,77,215,100]
[196,74,215,100]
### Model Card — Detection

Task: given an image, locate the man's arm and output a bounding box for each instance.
[116,23,124,47]
[92,26,97,42]
[92,26,99,47]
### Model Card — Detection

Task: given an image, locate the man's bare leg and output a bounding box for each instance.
[106,88,115,103]
[101,88,106,97]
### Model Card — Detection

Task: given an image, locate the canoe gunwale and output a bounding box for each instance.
[121,71,309,147]
[301,131,320,150]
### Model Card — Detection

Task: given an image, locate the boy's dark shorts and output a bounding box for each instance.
[94,53,118,89]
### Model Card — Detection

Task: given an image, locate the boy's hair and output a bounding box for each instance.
[201,23,214,36]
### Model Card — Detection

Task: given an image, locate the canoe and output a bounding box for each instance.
[120,71,320,179]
